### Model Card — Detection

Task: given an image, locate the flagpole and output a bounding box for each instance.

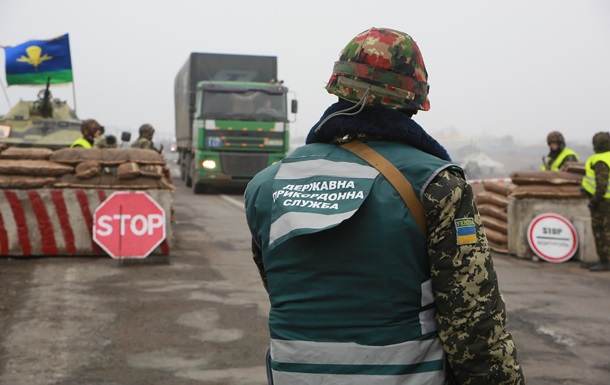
[71,80,77,114]
[0,77,10,109]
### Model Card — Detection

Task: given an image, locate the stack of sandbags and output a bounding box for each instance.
[0,147,69,188]
[475,181,515,253]
[0,146,174,190]
[508,170,582,199]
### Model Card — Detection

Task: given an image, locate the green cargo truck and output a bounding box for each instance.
[174,52,297,193]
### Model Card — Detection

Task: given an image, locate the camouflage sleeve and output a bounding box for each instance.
[251,238,269,293]
[424,169,525,385]
[560,154,579,169]
[593,161,609,202]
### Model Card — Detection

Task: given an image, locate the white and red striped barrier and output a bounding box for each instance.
[0,189,171,257]
[467,178,512,185]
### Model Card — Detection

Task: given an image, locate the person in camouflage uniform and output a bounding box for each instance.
[131,123,159,152]
[244,27,524,385]
[541,131,579,171]
[581,132,610,272]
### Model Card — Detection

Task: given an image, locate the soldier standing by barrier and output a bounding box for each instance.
[581,132,610,272]
[541,131,579,171]
[70,119,102,149]
[131,123,160,152]
[245,27,524,385]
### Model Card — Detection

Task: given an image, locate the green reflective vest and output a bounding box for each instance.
[245,141,460,385]
[542,148,578,171]
[70,137,92,149]
[581,151,610,198]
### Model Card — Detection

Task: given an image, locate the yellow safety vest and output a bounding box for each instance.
[70,137,92,149]
[581,151,610,198]
[541,148,578,171]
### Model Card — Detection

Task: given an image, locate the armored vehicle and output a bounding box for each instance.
[0,81,81,149]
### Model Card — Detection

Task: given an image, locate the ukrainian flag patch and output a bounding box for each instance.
[455,217,477,245]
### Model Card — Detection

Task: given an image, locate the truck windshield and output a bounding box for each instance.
[201,90,287,121]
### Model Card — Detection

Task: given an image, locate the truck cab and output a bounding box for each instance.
[174,53,297,194]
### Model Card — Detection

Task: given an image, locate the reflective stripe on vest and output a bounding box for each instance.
[70,137,92,148]
[270,337,445,385]
[581,152,610,198]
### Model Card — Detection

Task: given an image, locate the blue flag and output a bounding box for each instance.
[4,34,73,86]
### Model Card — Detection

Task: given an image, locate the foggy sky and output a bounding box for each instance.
[1,0,609,145]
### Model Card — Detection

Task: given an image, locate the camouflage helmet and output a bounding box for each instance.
[546,131,565,145]
[80,119,102,139]
[139,123,155,138]
[592,131,610,153]
[325,27,430,112]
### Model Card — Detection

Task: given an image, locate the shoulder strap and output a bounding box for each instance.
[340,140,427,236]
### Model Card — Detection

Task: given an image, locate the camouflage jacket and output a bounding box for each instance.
[131,137,157,151]
[251,167,525,385]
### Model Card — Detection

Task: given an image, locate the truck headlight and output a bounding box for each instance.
[201,160,216,169]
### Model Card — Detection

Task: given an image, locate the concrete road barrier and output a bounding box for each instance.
[0,189,172,257]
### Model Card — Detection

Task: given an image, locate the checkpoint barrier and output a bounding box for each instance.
[0,189,172,257]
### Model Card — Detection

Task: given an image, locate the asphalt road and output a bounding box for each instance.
[1,159,609,385]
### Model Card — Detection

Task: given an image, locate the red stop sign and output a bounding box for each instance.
[93,191,166,259]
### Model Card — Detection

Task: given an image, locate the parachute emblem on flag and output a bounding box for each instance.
[16,46,53,70]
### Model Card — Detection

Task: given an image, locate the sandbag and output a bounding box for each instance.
[0,147,53,160]
[126,148,166,165]
[75,160,101,179]
[117,162,141,180]
[140,164,164,179]
[0,159,73,176]
[50,148,103,164]
[482,215,508,235]
[483,181,517,197]
[477,204,508,222]
[0,175,57,188]
[475,191,509,209]
[484,227,508,245]
[509,170,582,185]
[50,174,174,190]
[511,184,583,199]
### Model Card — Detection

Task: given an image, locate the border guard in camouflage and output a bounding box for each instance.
[131,123,158,152]
[581,132,610,272]
[541,131,579,171]
[245,27,525,385]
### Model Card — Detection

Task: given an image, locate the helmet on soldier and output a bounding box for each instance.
[592,131,610,153]
[139,124,155,139]
[81,119,102,140]
[546,131,565,145]
[325,27,430,112]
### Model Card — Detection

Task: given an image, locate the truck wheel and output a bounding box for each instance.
[193,182,207,194]
[185,156,193,187]
[179,153,186,181]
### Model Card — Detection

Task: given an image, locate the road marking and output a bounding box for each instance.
[220,195,244,211]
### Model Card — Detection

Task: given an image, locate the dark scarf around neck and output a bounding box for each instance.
[305,100,451,162]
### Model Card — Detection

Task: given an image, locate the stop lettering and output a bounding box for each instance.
[93,191,166,259]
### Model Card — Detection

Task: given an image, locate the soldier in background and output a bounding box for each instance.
[245,27,524,385]
[131,124,159,152]
[97,134,117,149]
[70,119,102,148]
[581,132,610,272]
[541,131,579,171]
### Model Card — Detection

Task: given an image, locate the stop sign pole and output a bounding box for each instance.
[93,191,167,259]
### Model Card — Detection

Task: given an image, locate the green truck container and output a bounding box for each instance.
[174,52,297,193]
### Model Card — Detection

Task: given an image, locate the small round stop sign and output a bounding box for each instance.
[93,191,166,259]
